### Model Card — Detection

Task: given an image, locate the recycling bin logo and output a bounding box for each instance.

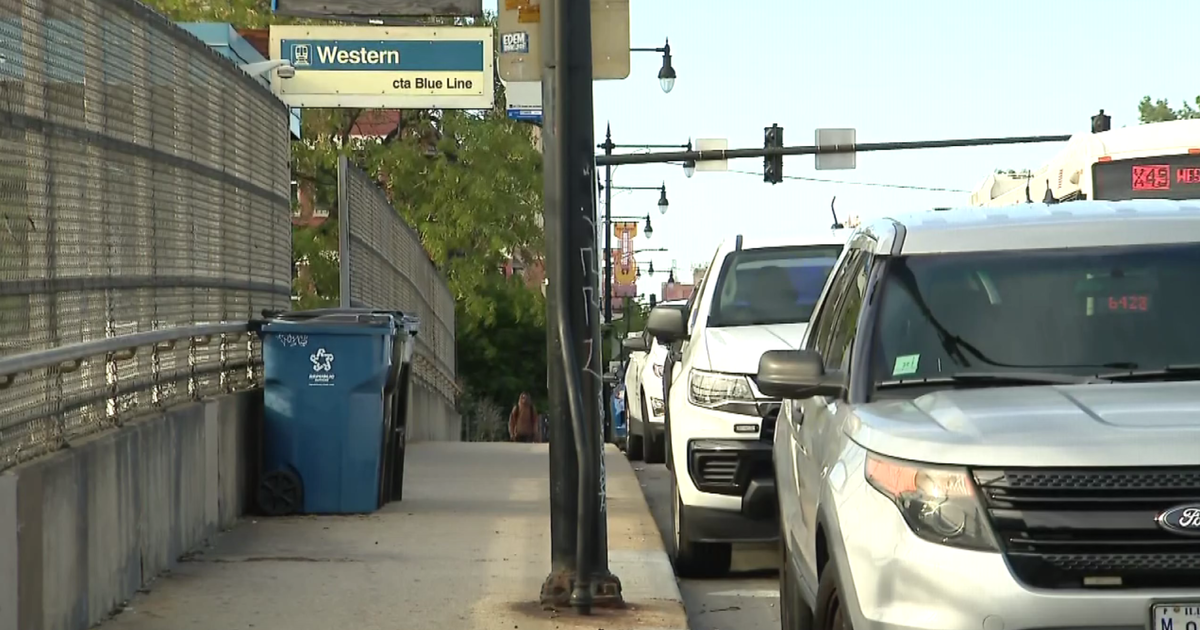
[308,348,336,386]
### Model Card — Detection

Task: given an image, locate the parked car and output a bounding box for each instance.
[645,230,850,577]
[623,299,687,463]
[760,201,1200,630]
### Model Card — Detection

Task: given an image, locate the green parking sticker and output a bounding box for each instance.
[893,354,920,376]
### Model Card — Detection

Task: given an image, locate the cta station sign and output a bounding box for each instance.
[269,25,495,110]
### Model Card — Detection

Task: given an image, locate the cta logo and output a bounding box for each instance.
[292,43,311,66]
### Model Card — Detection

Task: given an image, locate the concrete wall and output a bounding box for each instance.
[407,382,461,442]
[0,391,261,630]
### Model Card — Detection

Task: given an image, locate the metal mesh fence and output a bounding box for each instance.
[0,0,293,469]
[338,155,457,405]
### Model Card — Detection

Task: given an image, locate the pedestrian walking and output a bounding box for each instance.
[509,392,541,443]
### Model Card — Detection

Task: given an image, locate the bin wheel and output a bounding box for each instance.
[258,469,303,516]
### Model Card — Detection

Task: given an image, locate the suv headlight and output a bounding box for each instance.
[687,369,759,416]
[865,453,999,552]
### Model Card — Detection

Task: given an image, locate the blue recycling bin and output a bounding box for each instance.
[254,309,411,515]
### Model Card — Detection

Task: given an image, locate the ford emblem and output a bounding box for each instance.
[1156,504,1200,536]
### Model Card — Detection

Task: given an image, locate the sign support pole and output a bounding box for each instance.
[539,0,580,609]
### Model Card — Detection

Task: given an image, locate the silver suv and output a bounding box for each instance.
[759,201,1200,630]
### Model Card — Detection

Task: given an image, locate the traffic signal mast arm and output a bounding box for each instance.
[594,133,1072,166]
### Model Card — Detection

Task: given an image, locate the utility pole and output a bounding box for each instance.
[540,0,622,614]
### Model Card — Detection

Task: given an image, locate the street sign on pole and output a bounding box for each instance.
[695,138,729,172]
[498,0,629,82]
[815,128,857,170]
[505,80,543,124]
[270,25,494,109]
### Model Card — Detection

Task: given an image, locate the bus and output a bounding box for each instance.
[969,119,1200,207]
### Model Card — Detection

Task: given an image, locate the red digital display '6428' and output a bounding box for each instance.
[1106,295,1151,312]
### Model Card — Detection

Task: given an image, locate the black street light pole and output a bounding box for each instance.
[596,126,682,445]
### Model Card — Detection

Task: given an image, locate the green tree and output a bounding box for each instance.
[1138,95,1200,123]
[456,275,548,411]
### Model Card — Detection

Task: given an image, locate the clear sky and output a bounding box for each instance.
[490,0,1200,287]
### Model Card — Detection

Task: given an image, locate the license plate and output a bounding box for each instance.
[1152,603,1200,630]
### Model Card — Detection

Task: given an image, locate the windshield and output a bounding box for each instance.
[709,245,843,327]
[1092,154,1200,201]
[871,243,1200,384]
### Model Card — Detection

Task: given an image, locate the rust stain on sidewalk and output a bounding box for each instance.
[508,600,687,629]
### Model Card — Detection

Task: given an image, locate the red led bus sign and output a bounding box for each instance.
[1132,165,1170,191]
[1093,153,1200,200]
[1106,294,1151,313]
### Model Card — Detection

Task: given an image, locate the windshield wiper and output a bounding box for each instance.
[878,370,1110,389]
[1097,364,1200,382]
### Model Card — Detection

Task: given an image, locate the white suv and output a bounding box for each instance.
[645,231,850,577]
[760,201,1200,630]
[623,299,687,463]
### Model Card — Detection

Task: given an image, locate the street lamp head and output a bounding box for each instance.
[683,140,695,178]
[648,261,655,274]
[644,215,654,238]
[657,185,669,215]
[658,66,676,94]
[667,270,676,285]
[658,39,676,94]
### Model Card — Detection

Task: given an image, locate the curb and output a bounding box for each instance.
[603,445,690,629]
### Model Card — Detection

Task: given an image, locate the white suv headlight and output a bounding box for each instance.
[687,368,759,416]
[865,452,999,552]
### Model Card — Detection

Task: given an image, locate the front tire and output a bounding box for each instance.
[626,429,644,461]
[813,560,852,630]
[779,524,814,629]
[669,472,732,578]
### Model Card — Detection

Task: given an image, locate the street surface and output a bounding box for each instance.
[632,462,781,630]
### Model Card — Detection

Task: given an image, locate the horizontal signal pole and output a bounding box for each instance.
[594,134,1072,167]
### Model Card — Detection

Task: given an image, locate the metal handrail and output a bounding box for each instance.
[0,322,252,381]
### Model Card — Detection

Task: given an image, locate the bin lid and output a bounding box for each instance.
[260,308,398,334]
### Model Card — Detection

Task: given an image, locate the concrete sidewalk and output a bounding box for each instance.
[101,442,688,630]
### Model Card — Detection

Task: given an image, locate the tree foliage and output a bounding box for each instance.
[457,275,548,411]
[148,0,548,408]
[1138,95,1200,123]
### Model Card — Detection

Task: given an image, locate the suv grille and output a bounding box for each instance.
[696,453,739,487]
[973,468,1200,589]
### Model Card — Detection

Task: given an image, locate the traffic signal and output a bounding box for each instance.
[764,124,783,184]
[1091,109,1111,134]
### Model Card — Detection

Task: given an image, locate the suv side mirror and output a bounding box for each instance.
[622,336,650,353]
[646,306,687,343]
[756,350,845,399]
